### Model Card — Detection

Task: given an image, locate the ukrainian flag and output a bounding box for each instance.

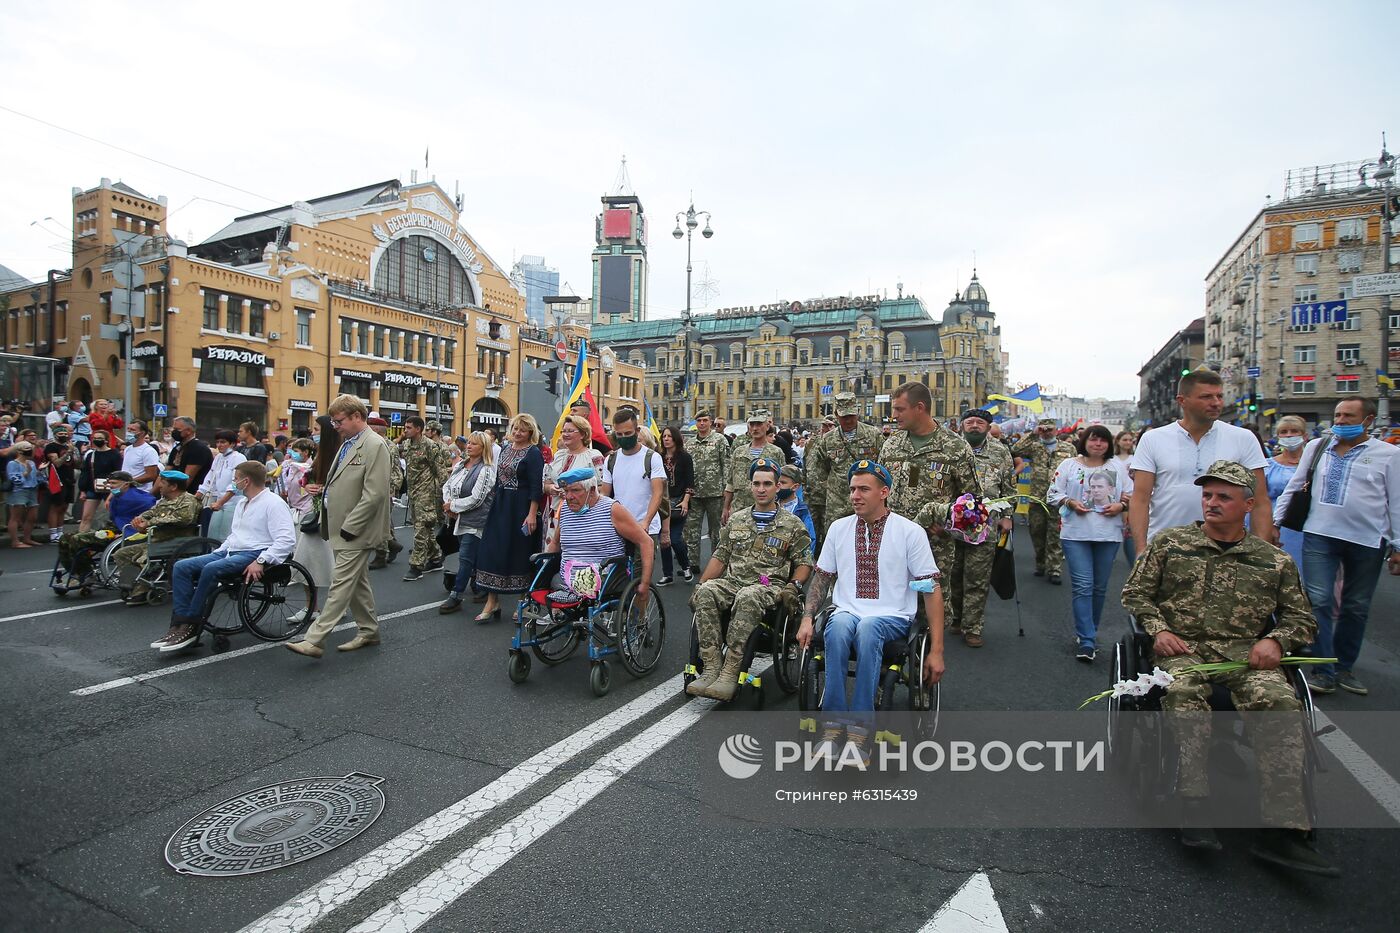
[1378,369,1395,390]
[987,383,1045,414]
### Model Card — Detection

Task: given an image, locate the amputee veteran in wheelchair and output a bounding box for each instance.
[1121,459,1335,876]
[687,457,813,701]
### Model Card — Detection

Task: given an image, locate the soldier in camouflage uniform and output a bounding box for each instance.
[689,458,813,701]
[118,471,202,604]
[1121,460,1334,875]
[685,410,729,569]
[947,409,1017,646]
[879,383,979,582]
[722,409,786,521]
[400,416,453,580]
[804,392,883,542]
[1010,417,1076,582]
[369,416,405,569]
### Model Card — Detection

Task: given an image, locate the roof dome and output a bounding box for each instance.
[963,270,988,304]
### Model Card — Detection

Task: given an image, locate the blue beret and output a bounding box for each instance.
[848,459,892,487]
[558,466,596,485]
[749,457,780,478]
[159,469,189,481]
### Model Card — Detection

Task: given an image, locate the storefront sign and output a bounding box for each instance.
[372,212,485,274]
[381,371,424,388]
[205,346,268,367]
[335,368,375,381]
[131,342,162,360]
[289,399,318,411]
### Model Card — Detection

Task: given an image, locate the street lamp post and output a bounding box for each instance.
[422,319,449,430]
[672,202,713,424]
[1240,261,1279,429]
[1373,143,1395,427]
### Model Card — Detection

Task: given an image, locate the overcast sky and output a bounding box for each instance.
[2,1,1395,400]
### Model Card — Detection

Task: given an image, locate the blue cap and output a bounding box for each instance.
[848,459,892,487]
[159,469,189,481]
[749,457,780,478]
[558,466,596,486]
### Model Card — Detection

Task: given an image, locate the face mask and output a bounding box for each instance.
[124,433,136,443]
[616,434,638,451]
[777,488,796,502]
[311,433,320,444]
[1277,436,1305,451]
[1042,437,1057,448]
[1332,423,1367,440]
[289,451,304,462]
[964,431,987,447]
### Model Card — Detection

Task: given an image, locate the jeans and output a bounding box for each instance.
[660,504,690,577]
[172,550,259,622]
[1301,532,1386,677]
[1121,533,1136,567]
[820,612,911,719]
[451,533,481,596]
[1061,539,1118,649]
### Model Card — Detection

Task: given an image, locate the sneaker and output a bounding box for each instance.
[50,528,62,542]
[1306,672,1337,695]
[65,574,82,589]
[814,726,844,763]
[155,624,198,653]
[438,595,463,614]
[680,568,694,583]
[1336,671,1368,696]
[1076,647,1096,663]
[402,565,424,582]
[1250,829,1340,878]
[844,728,873,768]
[424,558,444,573]
[655,576,673,587]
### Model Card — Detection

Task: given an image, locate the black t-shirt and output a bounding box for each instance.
[242,442,270,464]
[80,447,123,492]
[170,437,214,485]
[44,441,77,486]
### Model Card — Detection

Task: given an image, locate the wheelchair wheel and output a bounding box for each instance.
[796,648,824,712]
[242,560,316,642]
[770,606,801,695]
[202,585,245,637]
[508,650,531,684]
[96,538,124,588]
[590,661,612,697]
[683,621,701,695]
[524,602,580,666]
[1107,639,1132,771]
[616,580,666,678]
[876,666,900,711]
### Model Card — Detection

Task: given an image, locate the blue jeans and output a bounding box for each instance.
[820,612,911,717]
[660,506,690,577]
[1061,539,1118,650]
[451,533,481,596]
[1121,533,1136,567]
[172,550,259,622]
[1301,533,1386,677]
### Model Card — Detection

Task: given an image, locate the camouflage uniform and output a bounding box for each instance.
[401,434,452,567]
[376,449,407,563]
[948,439,1017,636]
[115,492,201,575]
[691,507,813,654]
[1010,433,1076,577]
[725,442,786,514]
[881,426,979,580]
[685,426,729,566]
[1122,503,1317,829]
[804,397,883,539]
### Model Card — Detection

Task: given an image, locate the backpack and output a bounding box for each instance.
[606,448,670,519]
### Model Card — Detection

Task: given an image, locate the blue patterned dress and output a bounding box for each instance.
[475,443,544,592]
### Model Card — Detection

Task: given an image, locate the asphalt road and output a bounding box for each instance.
[3,523,1399,933]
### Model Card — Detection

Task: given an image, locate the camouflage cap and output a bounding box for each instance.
[1037,417,1058,428]
[834,392,859,416]
[779,464,803,482]
[1194,459,1255,494]
[694,409,712,420]
[425,420,442,433]
[747,409,771,424]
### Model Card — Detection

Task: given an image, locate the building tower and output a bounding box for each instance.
[591,157,648,324]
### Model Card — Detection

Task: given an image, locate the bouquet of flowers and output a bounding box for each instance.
[1078,657,1335,709]
[945,493,994,545]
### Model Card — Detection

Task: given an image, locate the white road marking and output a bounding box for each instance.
[919,872,1009,933]
[241,674,689,933]
[1315,712,1400,823]
[348,697,717,933]
[0,599,125,623]
[70,601,442,696]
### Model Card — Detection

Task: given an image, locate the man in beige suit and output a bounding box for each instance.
[287,394,391,658]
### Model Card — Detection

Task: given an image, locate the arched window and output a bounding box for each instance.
[373,235,476,307]
[854,346,863,362]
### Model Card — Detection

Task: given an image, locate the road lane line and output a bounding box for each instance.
[919,872,1009,933]
[240,673,688,933]
[1315,712,1400,823]
[70,601,442,697]
[0,599,125,623]
[348,698,714,933]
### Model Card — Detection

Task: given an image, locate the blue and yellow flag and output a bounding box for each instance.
[987,383,1044,414]
[1378,369,1395,390]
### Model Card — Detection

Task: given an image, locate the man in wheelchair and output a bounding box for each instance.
[54,470,152,588]
[116,470,201,604]
[796,460,944,763]
[688,458,813,701]
[152,461,297,653]
[1121,459,1335,876]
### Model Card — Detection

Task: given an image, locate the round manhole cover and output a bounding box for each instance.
[165,772,385,876]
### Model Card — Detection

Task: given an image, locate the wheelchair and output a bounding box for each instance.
[1106,615,1328,828]
[49,527,130,597]
[110,524,203,603]
[682,590,802,709]
[508,550,666,697]
[795,605,940,743]
[160,537,318,653]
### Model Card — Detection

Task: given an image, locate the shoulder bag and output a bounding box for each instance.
[1279,444,1323,533]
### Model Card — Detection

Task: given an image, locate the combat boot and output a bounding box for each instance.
[686,647,723,697]
[702,650,746,702]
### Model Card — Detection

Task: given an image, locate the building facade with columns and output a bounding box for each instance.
[1,176,643,438]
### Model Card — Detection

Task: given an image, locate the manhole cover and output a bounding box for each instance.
[165,772,386,876]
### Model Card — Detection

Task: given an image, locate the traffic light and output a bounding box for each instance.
[1248,392,1258,412]
[1181,369,1191,376]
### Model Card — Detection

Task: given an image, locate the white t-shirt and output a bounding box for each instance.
[1131,420,1266,542]
[121,441,162,493]
[817,511,938,620]
[602,448,667,535]
[45,410,65,440]
[1048,457,1133,542]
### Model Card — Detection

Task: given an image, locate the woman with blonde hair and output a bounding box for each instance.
[438,432,497,614]
[1266,415,1309,571]
[542,415,605,546]
[473,413,545,622]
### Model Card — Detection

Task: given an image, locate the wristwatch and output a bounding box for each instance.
[256,556,269,566]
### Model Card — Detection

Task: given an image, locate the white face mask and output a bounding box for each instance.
[1278,436,1306,451]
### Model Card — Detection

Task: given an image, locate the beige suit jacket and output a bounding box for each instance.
[321,428,392,551]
